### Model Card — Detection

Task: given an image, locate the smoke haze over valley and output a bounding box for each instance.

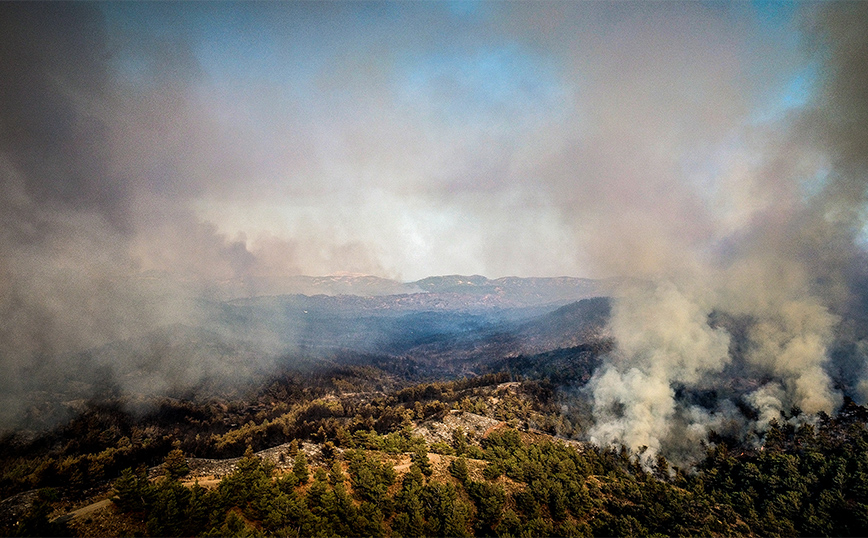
[3,1,868,466]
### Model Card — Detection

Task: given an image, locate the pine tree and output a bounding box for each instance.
[322,440,336,460]
[449,456,469,484]
[183,483,211,535]
[163,444,189,479]
[452,428,468,456]
[294,451,309,484]
[329,460,346,485]
[654,453,670,481]
[411,448,433,478]
[467,480,506,534]
[306,469,328,515]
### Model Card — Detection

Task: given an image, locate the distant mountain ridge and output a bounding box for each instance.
[137,271,625,307]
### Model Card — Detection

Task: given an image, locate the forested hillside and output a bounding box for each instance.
[3,369,868,537]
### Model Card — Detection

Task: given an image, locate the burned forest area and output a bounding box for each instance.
[3,278,868,538]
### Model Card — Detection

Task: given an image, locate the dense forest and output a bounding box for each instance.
[2,365,868,537]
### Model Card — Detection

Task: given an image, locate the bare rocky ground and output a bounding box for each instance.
[0,490,40,528]
[413,410,503,445]
[181,440,325,484]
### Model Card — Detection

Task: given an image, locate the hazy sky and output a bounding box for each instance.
[2,1,834,283]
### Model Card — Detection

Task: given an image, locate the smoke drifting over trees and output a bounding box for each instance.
[0,3,272,427]
[2,1,868,465]
[587,3,868,462]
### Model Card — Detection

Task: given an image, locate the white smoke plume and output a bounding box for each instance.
[588,281,731,463]
[586,3,868,461]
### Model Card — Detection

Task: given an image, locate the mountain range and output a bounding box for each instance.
[136,272,627,306]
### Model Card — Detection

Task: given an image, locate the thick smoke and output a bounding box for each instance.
[585,3,868,462]
[0,4,287,429]
[588,281,731,461]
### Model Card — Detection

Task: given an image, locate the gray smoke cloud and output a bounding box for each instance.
[0,3,288,428]
[585,2,868,463]
[588,281,732,460]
